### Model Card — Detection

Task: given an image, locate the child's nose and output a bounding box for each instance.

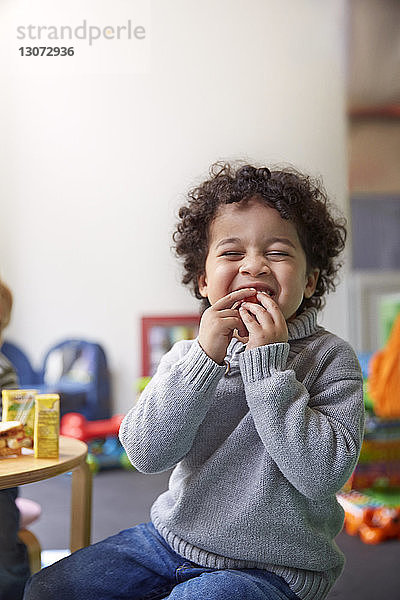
[239,254,271,277]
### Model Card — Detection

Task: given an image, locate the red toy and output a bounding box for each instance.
[60,413,124,442]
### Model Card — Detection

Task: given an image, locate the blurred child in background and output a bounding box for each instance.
[0,279,31,600]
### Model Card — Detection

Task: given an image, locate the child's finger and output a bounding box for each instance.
[220,316,248,334]
[217,309,246,320]
[240,301,273,326]
[223,310,250,337]
[235,320,249,338]
[234,329,249,343]
[256,291,280,310]
[213,288,257,310]
[239,305,262,332]
[255,292,286,326]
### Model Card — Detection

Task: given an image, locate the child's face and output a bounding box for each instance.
[198,197,319,321]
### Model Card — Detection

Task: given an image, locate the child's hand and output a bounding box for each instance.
[198,288,256,364]
[239,292,288,349]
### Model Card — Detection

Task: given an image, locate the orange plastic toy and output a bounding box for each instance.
[368,313,400,418]
[338,491,400,544]
[358,506,400,544]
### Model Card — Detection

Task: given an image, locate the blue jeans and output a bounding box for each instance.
[23,522,300,600]
[0,487,31,600]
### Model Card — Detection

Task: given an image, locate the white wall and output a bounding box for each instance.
[0,0,349,414]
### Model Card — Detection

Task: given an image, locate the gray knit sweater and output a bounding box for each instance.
[120,308,364,600]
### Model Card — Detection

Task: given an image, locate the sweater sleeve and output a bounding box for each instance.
[0,354,19,390]
[239,339,365,500]
[119,339,226,473]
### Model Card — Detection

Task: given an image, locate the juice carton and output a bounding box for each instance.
[1,389,37,448]
[34,394,60,458]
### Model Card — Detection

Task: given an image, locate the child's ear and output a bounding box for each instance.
[304,268,320,299]
[197,273,209,298]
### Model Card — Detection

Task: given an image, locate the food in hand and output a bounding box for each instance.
[236,289,274,307]
[232,294,259,310]
[241,296,260,304]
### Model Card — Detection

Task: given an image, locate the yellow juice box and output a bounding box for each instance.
[34,394,60,458]
[1,389,37,449]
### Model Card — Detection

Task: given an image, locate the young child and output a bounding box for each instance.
[24,163,365,600]
[0,280,31,600]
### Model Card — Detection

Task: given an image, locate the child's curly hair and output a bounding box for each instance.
[173,162,347,312]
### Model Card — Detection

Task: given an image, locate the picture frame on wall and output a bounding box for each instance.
[141,315,200,377]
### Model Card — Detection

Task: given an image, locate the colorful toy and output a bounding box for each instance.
[60,412,124,442]
[344,414,400,491]
[337,490,400,544]
[340,314,400,544]
[85,436,135,474]
[60,412,134,473]
[368,313,400,418]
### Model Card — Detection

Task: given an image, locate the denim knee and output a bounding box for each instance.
[23,567,71,600]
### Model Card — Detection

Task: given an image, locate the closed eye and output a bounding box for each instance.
[220,250,290,259]
[267,251,289,256]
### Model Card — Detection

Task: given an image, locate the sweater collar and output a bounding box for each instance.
[226,307,319,358]
[287,307,319,341]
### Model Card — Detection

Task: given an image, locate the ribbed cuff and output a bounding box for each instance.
[179,339,226,391]
[239,343,290,381]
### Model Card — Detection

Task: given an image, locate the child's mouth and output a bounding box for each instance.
[239,287,275,299]
[231,287,275,310]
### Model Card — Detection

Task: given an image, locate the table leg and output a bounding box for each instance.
[70,459,92,552]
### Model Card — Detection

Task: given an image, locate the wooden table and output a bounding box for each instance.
[0,436,92,553]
